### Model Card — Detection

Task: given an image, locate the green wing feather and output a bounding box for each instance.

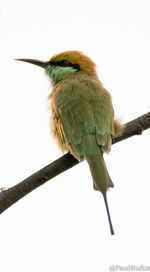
[51,74,114,160]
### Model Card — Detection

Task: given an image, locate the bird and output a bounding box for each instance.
[15,51,122,235]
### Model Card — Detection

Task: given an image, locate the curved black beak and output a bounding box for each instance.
[15,58,49,69]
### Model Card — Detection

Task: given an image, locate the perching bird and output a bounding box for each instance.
[15,51,122,235]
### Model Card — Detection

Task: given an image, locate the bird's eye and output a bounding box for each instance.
[61,60,69,67]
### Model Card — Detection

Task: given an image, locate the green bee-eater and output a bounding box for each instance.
[16,51,122,235]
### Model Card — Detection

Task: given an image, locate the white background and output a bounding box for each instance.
[0,0,150,271]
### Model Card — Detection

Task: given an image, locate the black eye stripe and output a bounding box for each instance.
[50,60,80,70]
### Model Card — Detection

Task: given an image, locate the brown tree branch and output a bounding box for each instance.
[0,111,150,214]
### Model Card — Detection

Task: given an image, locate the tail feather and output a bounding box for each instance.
[86,154,113,193]
[86,154,115,235]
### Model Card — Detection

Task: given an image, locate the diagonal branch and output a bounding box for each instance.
[112,111,150,144]
[0,112,150,214]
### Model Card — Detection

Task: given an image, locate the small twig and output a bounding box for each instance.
[0,112,150,214]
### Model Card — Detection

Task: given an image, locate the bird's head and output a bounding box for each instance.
[15,51,97,85]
